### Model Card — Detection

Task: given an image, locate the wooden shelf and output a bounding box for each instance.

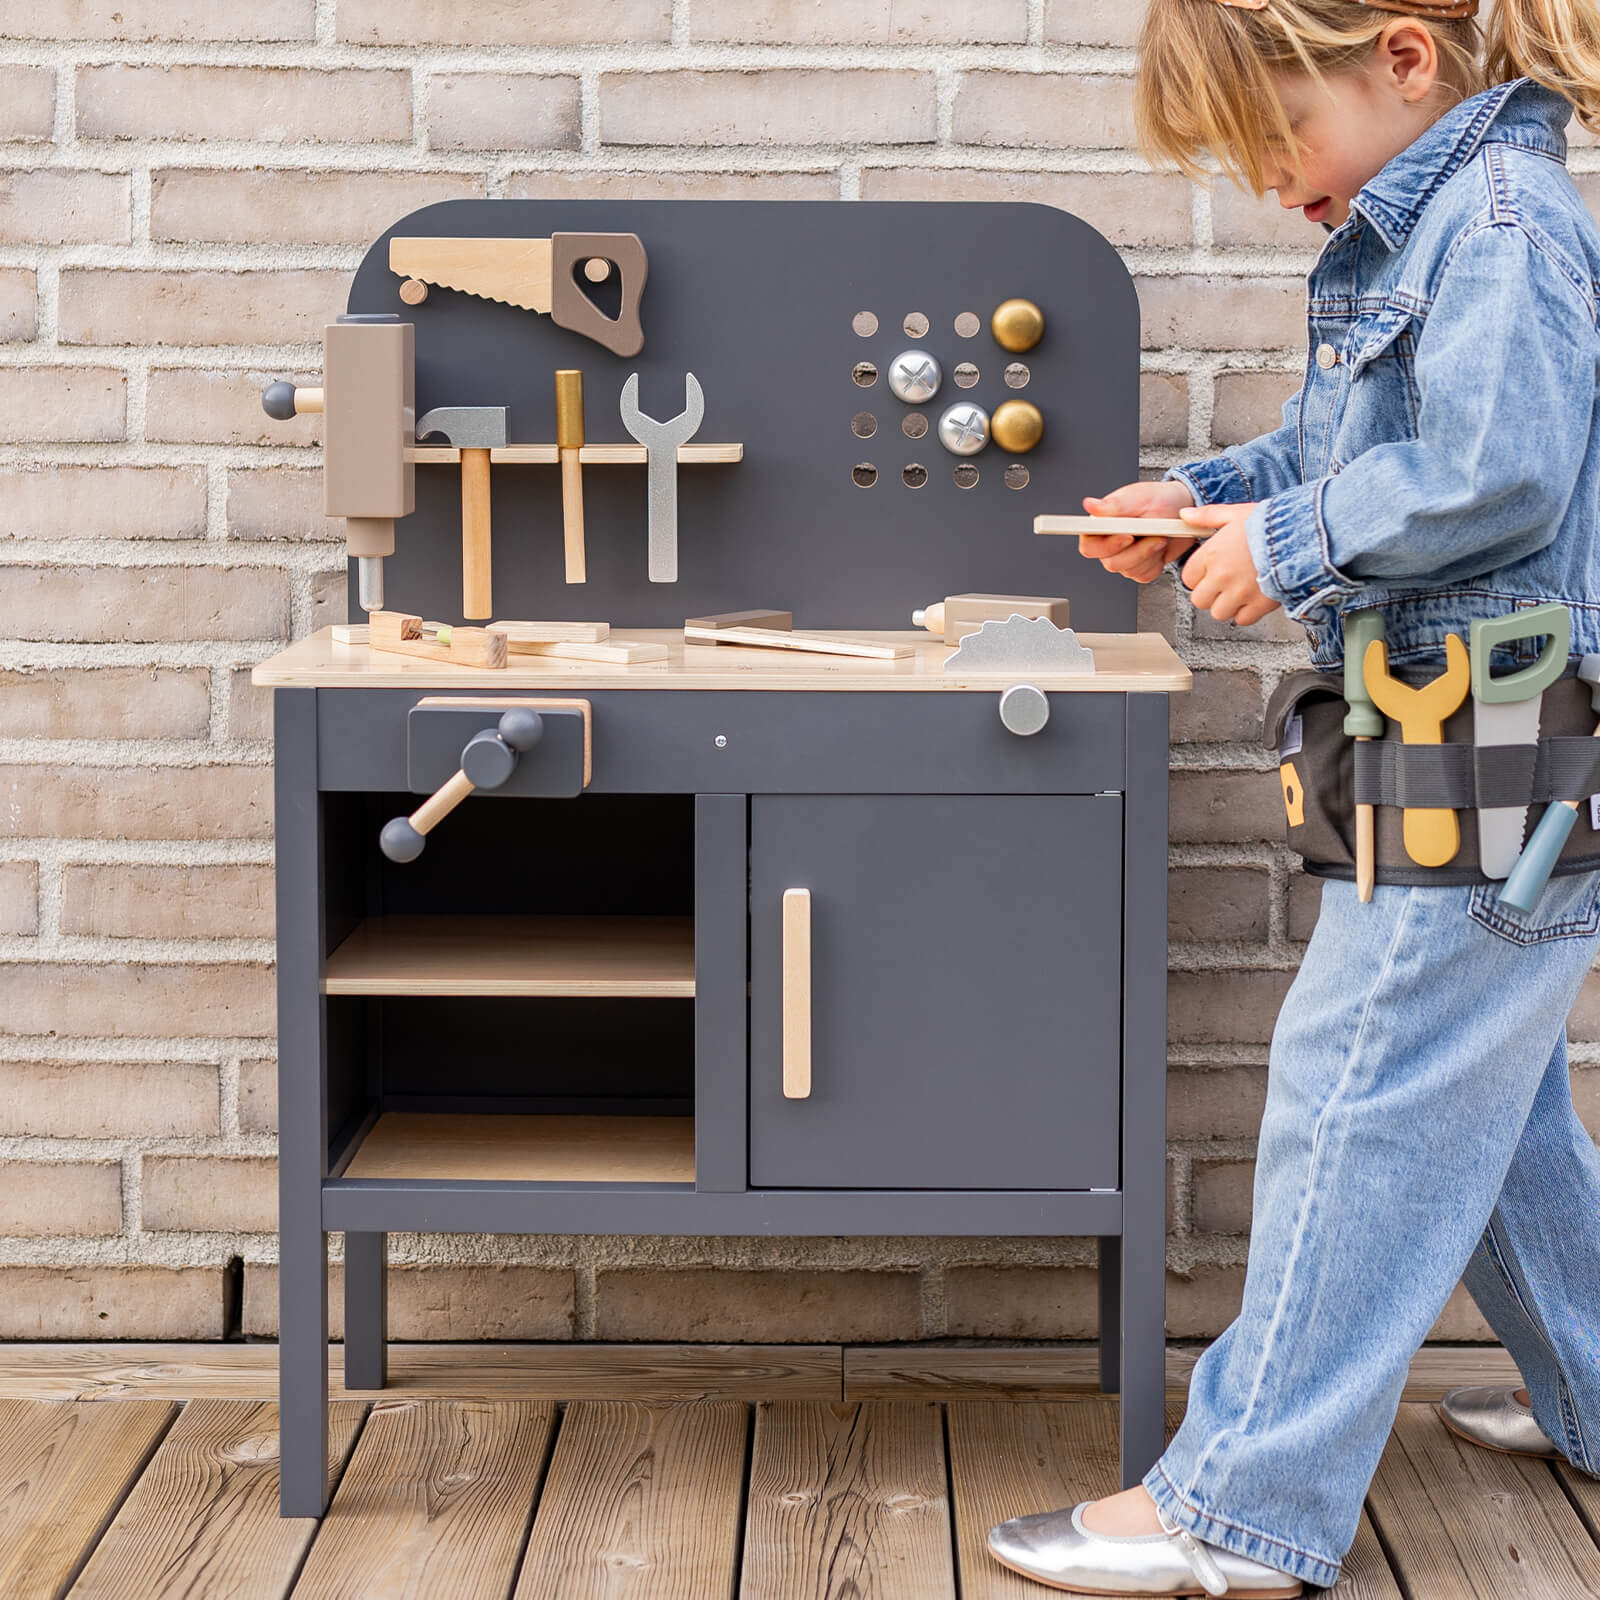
[408,443,742,465]
[341,1112,695,1184]
[322,915,695,997]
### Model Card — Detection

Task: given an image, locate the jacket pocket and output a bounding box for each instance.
[1468,870,1600,946]
[1335,303,1421,462]
[1346,303,1418,379]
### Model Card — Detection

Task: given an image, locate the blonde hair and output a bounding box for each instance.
[1136,0,1600,195]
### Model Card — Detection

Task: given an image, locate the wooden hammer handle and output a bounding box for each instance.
[461,447,492,619]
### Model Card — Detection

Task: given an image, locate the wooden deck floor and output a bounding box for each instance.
[2,1346,1598,1598]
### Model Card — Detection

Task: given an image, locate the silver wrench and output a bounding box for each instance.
[618,372,704,583]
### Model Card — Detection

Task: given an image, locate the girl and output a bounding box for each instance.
[987,2,1600,1595]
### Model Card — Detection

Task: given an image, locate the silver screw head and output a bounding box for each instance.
[714,734,728,748]
[938,400,990,456]
[888,349,942,403]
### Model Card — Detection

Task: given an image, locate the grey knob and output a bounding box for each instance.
[888,350,941,404]
[999,683,1049,736]
[460,710,544,789]
[939,401,990,456]
[379,817,426,863]
[261,381,298,420]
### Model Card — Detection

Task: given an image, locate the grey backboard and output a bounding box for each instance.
[345,200,1140,631]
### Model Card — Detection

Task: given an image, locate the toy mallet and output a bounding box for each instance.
[1343,611,1385,903]
[1496,654,1600,915]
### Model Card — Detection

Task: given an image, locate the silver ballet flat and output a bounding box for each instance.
[986,1502,1303,1597]
[1439,1385,1562,1459]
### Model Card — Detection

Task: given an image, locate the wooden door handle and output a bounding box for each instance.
[782,888,811,1100]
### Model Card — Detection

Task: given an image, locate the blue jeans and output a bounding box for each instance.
[1145,872,1600,1589]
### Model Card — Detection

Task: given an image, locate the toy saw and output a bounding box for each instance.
[388,232,647,357]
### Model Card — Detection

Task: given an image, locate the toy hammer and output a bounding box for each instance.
[415,405,508,620]
[1497,654,1600,915]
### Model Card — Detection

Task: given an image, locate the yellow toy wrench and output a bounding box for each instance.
[1363,633,1472,868]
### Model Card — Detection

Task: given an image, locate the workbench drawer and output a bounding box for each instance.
[313,689,1131,795]
[748,794,1123,1190]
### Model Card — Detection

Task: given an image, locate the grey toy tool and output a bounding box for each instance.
[618,372,704,583]
[415,405,510,618]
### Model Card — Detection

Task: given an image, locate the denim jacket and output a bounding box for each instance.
[1169,79,1600,675]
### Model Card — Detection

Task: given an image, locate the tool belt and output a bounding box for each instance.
[1265,671,1600,885]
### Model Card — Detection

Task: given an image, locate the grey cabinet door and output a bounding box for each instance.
[749,795,1123,1191]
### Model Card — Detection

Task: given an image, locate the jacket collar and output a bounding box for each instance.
[1350,78,1571,251]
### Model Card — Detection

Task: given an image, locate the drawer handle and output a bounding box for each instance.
[782,888,812,1100]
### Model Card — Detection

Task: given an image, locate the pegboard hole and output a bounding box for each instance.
[1005,362,1031,389]
[902,412,928,439]
[1004,462,1031,490]
[851,411,878,438]
[852,310,879,337]
[853,463,878,488]
[954,362,980,389]
[852,361,879,388]
[903,311,929,338]
[954,311,981,338]
[902,463,928,489]
[953,463,980,489]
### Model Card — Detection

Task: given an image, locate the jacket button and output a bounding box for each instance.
[1316,343,1340,370]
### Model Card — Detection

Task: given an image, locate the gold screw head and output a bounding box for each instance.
[991,297,1045,352]
[990,399,1044,453]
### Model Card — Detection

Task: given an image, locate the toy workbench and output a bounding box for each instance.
[251,200,1191,1515]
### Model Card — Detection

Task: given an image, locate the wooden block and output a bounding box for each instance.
[1034,514,1201,539]
[368,611,507,669]
[926,594,1071,646]
[684,624,912,661]
[323,318,414,520]
[685,610,794,633]
[489,620,610,644]
[331,623,369,645]
[504,637,668,665]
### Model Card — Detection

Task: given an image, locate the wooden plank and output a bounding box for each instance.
[501,638,670,665]
[342,1113,696,1184]
[69,1399,363,1600]
[0,1344,842,1404]
[0,1398,175,1599]
[293,1399,554,1600]
[1035,514,1202,539]
[322,915,695,997]
[513,1400,747,1600]
[489,620,610,644]
[684,623,913,660]
[1368,1401,1600,1597]
[741,1401,955,1599]
[252,627,1192,694]
[1556,1457,1600,1547]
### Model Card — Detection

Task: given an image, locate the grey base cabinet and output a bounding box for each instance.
[270,684,1174,1516]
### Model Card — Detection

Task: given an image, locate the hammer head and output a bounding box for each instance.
[415,405,508,450]
[1580,653,1600,712]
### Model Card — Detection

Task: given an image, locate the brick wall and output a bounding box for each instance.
[2,0,1596,1345]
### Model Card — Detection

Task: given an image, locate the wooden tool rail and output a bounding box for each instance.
[408,443,743,465]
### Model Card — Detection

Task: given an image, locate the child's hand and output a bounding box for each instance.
[1177,503,1282,626]
[1077,482,1198,583]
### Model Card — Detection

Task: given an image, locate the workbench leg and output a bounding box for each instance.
[1098,1235,1122,1393]
[1120,694,1171,1486]
[275,687,332,1516]
[343,1232,388,1391]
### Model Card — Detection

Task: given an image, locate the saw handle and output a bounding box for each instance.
[551,233,647,357]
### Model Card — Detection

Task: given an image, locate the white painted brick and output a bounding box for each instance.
[151,168,484,246]
[339,0,670,45]
[8,566,290,643]
[0,1267,223,1338]
[77,65,412,145]
[9,0,314,40]
[953,74,1136,150]
[0,465,208,541]
[503,170,839,201]
[0,367,124,443]
[601,70,937,146]
[427,75,582,153]
[147,368,321,447]
[0,1161,121,1236]
[1045,0,1149,47]
[60,269,350,348]
[0,862,38,935]
[693,0,1028,44]
[0,666,212,739]
[0,69,56,142]
[0,170,130,245]
[0,1060,220,1138]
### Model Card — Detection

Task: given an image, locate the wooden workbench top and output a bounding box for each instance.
[252,629,1191,693]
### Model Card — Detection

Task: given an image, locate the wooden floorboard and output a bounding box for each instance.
[67,1399,365,1600]
[512,1400,748,1600]
[0,1397,175,1600]
[1556,1456,1600,1545]
[741,1402,955,1600]
[291,1398,555,1599]
[1367,1401,1600,1597]
[0,1343,841,1403]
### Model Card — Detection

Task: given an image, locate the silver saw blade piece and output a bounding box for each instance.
[944,614,1096,675]
[618,372,705,583]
